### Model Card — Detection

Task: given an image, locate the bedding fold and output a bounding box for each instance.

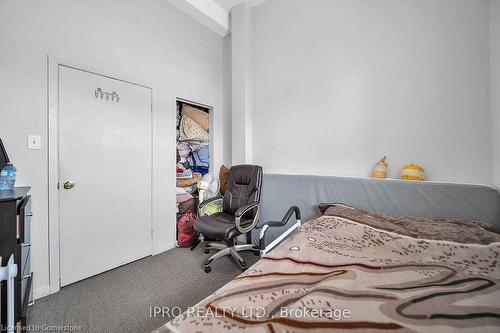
[320,203,500,245]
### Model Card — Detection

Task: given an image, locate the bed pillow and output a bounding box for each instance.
[181,104,209,131]
[219,165,230,194]
[179,115,209,142]
[319,203,500,245]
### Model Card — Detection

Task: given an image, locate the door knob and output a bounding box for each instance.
[63,181,75,190]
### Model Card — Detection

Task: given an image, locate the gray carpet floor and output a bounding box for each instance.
[28,246,258,333]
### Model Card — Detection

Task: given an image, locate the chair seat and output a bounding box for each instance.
[194,212,252,241]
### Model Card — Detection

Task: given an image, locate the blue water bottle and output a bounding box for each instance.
[0,163,17,190]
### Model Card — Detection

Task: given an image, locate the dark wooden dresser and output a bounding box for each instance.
[0,187,33,332]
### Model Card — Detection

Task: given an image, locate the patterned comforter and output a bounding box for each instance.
[154,212,500,332]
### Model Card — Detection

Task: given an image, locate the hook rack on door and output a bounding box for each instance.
[95,88,120,102]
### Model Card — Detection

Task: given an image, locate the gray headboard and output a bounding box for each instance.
[252,174,500,244]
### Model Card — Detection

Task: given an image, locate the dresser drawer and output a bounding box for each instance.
[16,196,31,244]
[20,243,30,277]
[15,273,33,323]
[0,188,32,331]
[13,243,30,284]
[21,273,33,315]
[22,210,31,245]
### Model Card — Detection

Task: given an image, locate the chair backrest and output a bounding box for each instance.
[223,165,263,217]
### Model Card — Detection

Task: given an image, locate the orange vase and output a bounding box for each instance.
[370,156,388,179]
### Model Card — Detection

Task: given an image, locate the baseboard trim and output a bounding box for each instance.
[156,241,177,254]
[34,285,51,300]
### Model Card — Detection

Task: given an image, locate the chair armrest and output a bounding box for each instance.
[259,206,301,254]
[234,201,260,233]
[235,201,260,218]
[198,195,223,211]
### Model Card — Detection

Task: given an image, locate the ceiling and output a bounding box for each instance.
[213,0,246,11]
[214,0,268,11]
[165,0,268,36]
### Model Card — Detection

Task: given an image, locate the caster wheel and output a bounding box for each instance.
[204,249,210,254]
[241,266,248,272]
[204,266,211,273]
[254,251,260,256]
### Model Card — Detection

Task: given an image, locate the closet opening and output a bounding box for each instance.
[175,98,215,248]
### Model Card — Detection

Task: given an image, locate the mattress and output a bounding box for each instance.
[153,206,500,332]
[253,174,500,246]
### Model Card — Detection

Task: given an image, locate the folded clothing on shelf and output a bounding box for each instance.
[176,192,193,203]
[177,172,202,187]
[176,186,190,194]
[178,197,197,214]
[177,141,208,164]
[177,142,191,164]
[180,185,196,193]
[177,190,197,214]
[188,144,209,168]
[177,169,193,179]
[191,166,209,176]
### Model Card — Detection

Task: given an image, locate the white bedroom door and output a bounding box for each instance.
[58,65,152,286]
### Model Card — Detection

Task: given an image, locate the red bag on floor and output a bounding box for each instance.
[177,212,197,248]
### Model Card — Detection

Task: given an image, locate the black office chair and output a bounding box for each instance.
[195,165,262,272]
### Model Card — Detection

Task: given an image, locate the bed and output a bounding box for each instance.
[154,201,500,333]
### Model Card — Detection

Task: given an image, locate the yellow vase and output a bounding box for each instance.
[400,164,425,181]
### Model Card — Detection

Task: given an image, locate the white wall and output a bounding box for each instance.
[251,0,493,184]
[0,0,224,298]
[223,34,233,166]
[492,0,500,188]
[231,3,253,164]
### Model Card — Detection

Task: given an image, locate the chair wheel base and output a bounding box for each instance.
[204,248,210,254]
[204,266,211,273]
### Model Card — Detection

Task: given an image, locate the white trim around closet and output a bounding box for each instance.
[47,55,162,295]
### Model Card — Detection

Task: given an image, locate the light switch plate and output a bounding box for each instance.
[28,135,41,150]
